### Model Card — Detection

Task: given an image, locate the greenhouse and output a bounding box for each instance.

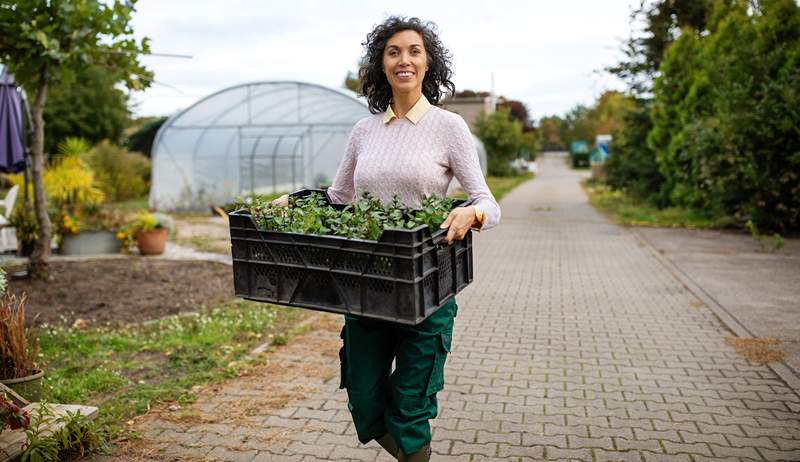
[150,81,487,211]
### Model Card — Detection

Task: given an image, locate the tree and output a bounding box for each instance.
[650,0,800,231]
[591,91,636,135]
[454,89,490,98]
[608,0,710,96]
[563,105,596,146]
[475,107,525,176]
[537,116,568,150]
[44,64,131,154]
[497,99,532,129]
[0,0,152,274]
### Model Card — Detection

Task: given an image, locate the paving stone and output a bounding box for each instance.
[545,446,593,460]
[476,430,521,445]
[206,446,258,462]
[709,443,764,459]
[662,441,713,456]
[615,437,664,452]
[594,449,648,462]
[450,441,497,457]
[496,444,545,459]
[643,453,692,462]
[757,448,800,461]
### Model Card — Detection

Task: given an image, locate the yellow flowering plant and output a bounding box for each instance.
[53,205,124,237]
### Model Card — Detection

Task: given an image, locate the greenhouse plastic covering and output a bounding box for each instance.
[150,81,487,211]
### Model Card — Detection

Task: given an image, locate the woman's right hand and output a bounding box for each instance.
[271,194,289,207]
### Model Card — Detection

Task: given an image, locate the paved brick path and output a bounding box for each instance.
[112,153,800,461]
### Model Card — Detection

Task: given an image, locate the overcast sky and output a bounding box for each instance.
[129,0,640,121]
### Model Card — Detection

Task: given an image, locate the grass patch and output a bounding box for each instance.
[36,299,306,439]
[107,196,149,213]
[583,180,735,229]
[451,172,535,202]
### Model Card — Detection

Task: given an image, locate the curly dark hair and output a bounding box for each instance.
[358,16,456,114]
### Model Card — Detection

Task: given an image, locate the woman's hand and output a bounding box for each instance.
[271,194,289,207]
[439,205,478,244]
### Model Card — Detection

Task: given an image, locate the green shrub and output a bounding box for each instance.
[475,107,534,177]
[83,141,151,202]
[605,99,668,206]
[649,0,800,232]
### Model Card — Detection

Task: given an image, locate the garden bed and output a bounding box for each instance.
[8,259,234,327]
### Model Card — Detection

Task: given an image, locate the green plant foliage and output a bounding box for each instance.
[82,140,151,202]
[606,0,800,234]
[245,191,456,241]
[56,137,91,158]
[605,99,668,205]
[650,0,800,233]
[475,107,533,176]
[606,0,710,96]
[43,66,130,154]
[20,404,102,462]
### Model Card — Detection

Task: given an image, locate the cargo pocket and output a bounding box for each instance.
[425,330,452,395]
[338,325,347,389]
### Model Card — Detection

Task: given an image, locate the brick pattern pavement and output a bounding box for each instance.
[112,153,800,461]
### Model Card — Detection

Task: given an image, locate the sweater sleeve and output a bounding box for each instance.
[447,115,501,231]
[327,120,363,205]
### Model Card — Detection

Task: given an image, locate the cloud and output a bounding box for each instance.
[129,0,637,120]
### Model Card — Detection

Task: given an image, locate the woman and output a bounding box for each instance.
[275,16,500,461]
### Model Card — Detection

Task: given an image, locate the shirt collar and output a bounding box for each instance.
[383,95,431,125]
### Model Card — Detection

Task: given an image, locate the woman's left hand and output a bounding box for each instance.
[439,205,478,244]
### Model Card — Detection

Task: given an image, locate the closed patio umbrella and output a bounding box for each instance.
[0,66,28,174]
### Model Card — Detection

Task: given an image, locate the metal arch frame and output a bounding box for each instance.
[150,81,369,208]
[153,80,367,149]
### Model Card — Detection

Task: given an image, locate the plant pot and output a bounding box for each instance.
[1,369,44,402]
[60,230,122,255]
[136,228,168,255]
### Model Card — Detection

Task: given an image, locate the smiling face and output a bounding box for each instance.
[383,29,428,99]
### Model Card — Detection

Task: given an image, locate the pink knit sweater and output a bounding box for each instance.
[327,106,501,231]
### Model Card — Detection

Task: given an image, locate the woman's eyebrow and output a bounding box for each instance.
[385,43,424,51]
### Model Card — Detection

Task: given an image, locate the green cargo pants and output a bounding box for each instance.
[339,298,457,456]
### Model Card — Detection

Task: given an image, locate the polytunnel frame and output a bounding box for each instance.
[151,80,370,200]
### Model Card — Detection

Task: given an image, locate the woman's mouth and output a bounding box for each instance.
[395,71,415,81]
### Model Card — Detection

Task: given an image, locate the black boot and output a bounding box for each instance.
[398,443,431,462]
[376,433,399,459]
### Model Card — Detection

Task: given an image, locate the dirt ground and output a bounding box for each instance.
[172,215,231,255]
[8,259,235,327]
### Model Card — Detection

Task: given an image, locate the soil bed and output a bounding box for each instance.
[8,259,234,327]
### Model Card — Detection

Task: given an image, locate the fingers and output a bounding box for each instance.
[441,209,471,244]
[439,212,455,229]
[271,194,289,207]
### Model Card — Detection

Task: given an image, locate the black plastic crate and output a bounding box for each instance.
[229,189,473,325]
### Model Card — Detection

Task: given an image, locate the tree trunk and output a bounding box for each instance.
[29,65,52,278]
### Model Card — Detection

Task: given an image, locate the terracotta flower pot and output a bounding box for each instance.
[136,228,168,255]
